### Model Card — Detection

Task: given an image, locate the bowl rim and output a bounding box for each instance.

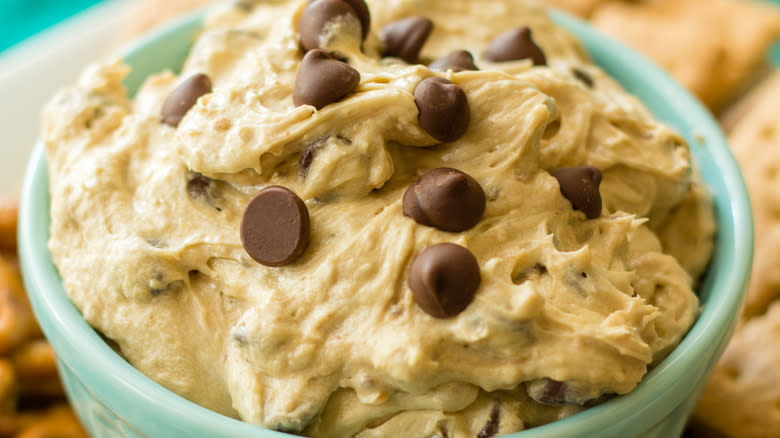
[19,7,753,438]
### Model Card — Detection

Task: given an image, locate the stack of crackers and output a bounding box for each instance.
[0,200,87,438]
[2,0,775,436]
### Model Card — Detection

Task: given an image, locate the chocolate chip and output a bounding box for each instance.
[408,243,480,318]
[341,0,370,38]
[149,272,183,296]
[160,73,213,127]
[414,77,470,143]
[527,378,570,405]
[293,49,360,109]
[241,186,310,267]
[187,172,214,200]
[511,263,547,285]
[380,16,433,64]
[527,378,601,405]
[298,136,351,178]
[429,50,478,72]
[572,67,594,88]
[551,166,603,219]
[150,280,183,296]
[187,172,222,211]
[403,168,485,232]
[483,27,546,66]
[298,138,328,178]
[477,400,501,438]
[299,0,367,52]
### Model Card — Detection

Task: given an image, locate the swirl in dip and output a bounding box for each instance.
[43,0,715,436]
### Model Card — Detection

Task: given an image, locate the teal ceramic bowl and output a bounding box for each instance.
[19,9,753,438]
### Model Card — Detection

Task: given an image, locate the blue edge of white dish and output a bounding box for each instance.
[19,9,754,438]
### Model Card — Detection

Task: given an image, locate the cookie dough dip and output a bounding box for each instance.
[42,0,716,436]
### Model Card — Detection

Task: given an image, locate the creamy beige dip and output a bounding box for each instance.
[43,0,715,436]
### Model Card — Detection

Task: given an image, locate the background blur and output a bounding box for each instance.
[0,0,132,196]
[0,0,104,52]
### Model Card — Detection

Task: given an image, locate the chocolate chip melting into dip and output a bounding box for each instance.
[186,172,221,211]
[414,77,470,142]
[477,400,501,438]
[429,50,479,72]
[572,67,594,88]
[526,378,604,406]
[380,16,434,64]
[551,166,603,219]
[241,186,311,267]
[298,0,369,52]
[293,49,361,109]
[160,73,212,127]
[403,168,486,232]
[483,26,547,66]
[409,243,481,318]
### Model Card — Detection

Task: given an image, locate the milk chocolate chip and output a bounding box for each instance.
[160,73,212,127]
[298,0,369,52]
[342,0,370,36]
[293,49,360,109]
[408,243,480,318]
[414,77,470,143]
[551,166,602,219]
[483,27,546,66]
[241,186,310,267]
[403,168,485,232]
[380,16,433,64]
[429,50,478,72]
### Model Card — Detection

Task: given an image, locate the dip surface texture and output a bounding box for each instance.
[43,0,715,436]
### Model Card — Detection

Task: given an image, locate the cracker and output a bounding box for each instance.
[692,301,780,438]
[725,71,780,319]
[591,0,780,112]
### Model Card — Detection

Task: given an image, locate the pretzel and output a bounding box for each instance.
[0,198,86,437]
[0,199,17,253]
[0,256,41,355]
[11,340,62,399]
[0,403,87,438]
[0,358,17,414]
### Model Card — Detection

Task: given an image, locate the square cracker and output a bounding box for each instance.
[724,71,780,319]
[591,0,780,112]
[693,301,780,438]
